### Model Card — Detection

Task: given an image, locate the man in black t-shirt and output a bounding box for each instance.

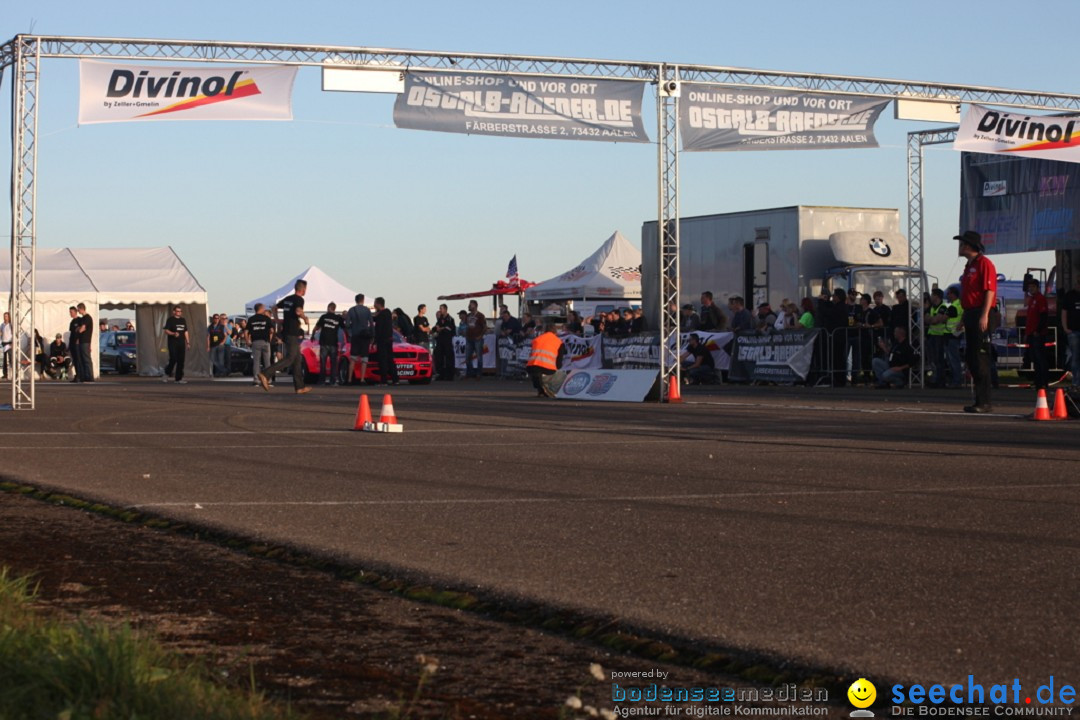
[162,306,190,383]
[433,303,456,381]
[372,296,399,385]
[889,289,910,334]
[76,302,94,382]
[65,306,82,383]
[313,302,343,385]
[873,326,915,388]
[412,304,431,348]
[1061,278,1080,388]
[681,334,716,385]
[258,279,310,394]
[245,304,274,386]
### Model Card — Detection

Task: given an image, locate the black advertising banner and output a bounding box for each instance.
[681,86,888,152]
[729,330,819,382]
[959,151,1080,253]
[393,72,649,143]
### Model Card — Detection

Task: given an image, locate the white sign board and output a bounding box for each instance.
[555,369,659,402]
[322,66,404,94]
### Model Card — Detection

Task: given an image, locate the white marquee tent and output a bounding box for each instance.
[244,266,358,315]
[524,231,643,302]
[0,247,210,378]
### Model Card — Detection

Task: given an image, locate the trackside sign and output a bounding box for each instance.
[955,104,1080,163]
[78,61,298,124]
[393,72,650,143]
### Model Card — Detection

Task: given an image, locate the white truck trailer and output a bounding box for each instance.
[642,205,928,325]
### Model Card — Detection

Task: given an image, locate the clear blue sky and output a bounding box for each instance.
[2,0,1069,316]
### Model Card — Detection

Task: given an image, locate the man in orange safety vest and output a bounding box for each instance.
[526,325,566,398]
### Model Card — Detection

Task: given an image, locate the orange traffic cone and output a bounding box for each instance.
[1052,388,1069,420]
[353,394,372,431]
[376,394,403,433]
[1032,389,1051,421]
[667,376,682,404]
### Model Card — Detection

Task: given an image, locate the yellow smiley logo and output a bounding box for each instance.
[848,678,876,709]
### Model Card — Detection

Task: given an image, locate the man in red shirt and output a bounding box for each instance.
[1024,277,1049,392]
[956,230,997,413]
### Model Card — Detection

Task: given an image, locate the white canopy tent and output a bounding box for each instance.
[524,231,643,303]
[0,247,209,378]
[244,266,358,315]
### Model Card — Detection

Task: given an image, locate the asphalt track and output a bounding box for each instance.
[2,376,1078,692]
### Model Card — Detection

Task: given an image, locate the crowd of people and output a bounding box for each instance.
[6,304,99,383]
[10,231,1077,412]
[674,231,1077,414]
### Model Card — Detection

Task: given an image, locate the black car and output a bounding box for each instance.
[226,345,254,376]
[100,331,137,374]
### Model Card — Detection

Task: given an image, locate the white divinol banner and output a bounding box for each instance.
[393,72,650,143]
[954,104,1080,164]
[681,86,888,151]
[79,61,297,124]
[556,369,659,402]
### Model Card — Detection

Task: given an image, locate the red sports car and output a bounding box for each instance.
[300,331,433,384]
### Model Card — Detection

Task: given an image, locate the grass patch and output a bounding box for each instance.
[0,567,302,720]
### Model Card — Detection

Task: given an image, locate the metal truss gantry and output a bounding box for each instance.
[5,34,1080,408]
[907,127,959,388]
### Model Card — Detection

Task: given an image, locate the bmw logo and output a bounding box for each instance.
[868,237,892,257]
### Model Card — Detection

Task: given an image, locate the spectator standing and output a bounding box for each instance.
[1024,278,1050,393]
[313,302,343,386]
[818,289,849,387]
[521,312,537,338]
[207,315,227,377]
[75,303,94,382]
[889,289,910,334]
[926,288,949,388]
[67,306,82,382]
[343,294,373,385]
[412,304,431,348]
[756,303,777,332]
[0,311,11,379]
[728,296,753,334]
[797,298,816,329]
[162,306,190,384]
[457,310,468,337]
[257,279,310,395]
[698,291,726,332]
[956,230,997,413]
[393,308,414,343]
[868,291,891,347]
[464,300,486,379]
[433,303,456,381]
[565,310,584,337]
[942,287,964,389]
[1061,277,1080,388]
[681,304,700,332]
[245,303,273,386]
[373,297,399,385]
